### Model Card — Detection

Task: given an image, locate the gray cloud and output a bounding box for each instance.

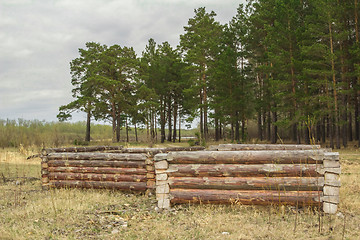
[0,0,244,122]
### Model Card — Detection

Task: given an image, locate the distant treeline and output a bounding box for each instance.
[0,119,113,148]
[0,119,198,148]
[59,1,360,148]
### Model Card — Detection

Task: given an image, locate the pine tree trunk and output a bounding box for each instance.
[125,117,129,143]
[267,110,271,142]
[116,114,121,142]
[111,102,117,143]
[349,111,353,141]
[322,117,326,143]
[135,122,138,142]
[257,112,263,141]
[178,115,181,143]
[271,110,277,144]
[161,99,166,143]
[173,102,178,143]
[328,17,340,149]
[235,112,240,142]
[167,98,172,142]
[85,111,91,142]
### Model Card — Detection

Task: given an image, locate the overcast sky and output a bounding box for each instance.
[0,0,245,123]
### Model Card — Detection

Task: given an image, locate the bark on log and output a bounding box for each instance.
[43,146,124,154]
[46,153,147,161]
[109,146,205,154]
[48,172,147,182]
[209,144,321,151]
[168,177,324,191]
[170,189,322,206]
[48,180,146,191]
[48,166,147,175]
[167,164,322,177]
[167,150,324,164]
[47,160,146,168]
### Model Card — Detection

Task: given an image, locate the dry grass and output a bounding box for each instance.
[0,147,359,240]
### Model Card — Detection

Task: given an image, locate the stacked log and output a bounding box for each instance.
[209,144,321,151]
[42,152,149,192]
[154,147,340,214]
[40,146,204,192]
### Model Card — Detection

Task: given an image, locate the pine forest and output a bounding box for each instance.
[58,0,360,149]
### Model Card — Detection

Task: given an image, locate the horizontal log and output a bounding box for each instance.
[170,189,322,206]
[167,150,324,164]
[168,177,324,191]
[48,172,147,182]
[47,152,147,161]
[48,166,147,175]
[43,145,123,154]
[109,146,205,154]
[47,160,146,168]
[209,144,321,151]
[48,180,147,191]
[168,164,322,177]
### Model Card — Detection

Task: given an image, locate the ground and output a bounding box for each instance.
[0,146,359,240]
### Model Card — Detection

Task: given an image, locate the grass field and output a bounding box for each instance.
[0,145,359,240]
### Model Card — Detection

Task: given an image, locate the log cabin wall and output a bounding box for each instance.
[154,144,340,214]
[41,146,204,193]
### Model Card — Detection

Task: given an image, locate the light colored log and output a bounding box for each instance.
[323,202,338,214]
[324,173,341,187]
[146,173,155,179]
[167,164,322,177]
[157,198,170,209]
[166,150,324,164]
[48,166,147,175]
[48,172,147,182]
[323,160,340,168]
[156,173,168,181]
[47,160,146,168]
[170,189,322,206]
[146,165,155,171]
[156,184,170,194]
[155,160,168,170]
[156,180,169,186]
[168,177,324,191]
[323,168,341,174]
[323,186,340,196]
[154,153,168,161]
[324,152,340,161]
[209,144,321,151]
[48,180,147,191]
[146,180,155,189]
[43,145,123,154]
[47,152,147,161]
[321,195,340,204]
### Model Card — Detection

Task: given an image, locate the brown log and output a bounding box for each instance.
[46,152,146,161]
[167,150,324,164]
[168,164,322,177]
[170,189,322,206]
[110,146,205,154]
[209,144,321,151]
[48,180,146,191]
[48,172,147,182]
[43,145,123,154]
[48,166,147,175]
[169,177,324,191]
[47,160,146,168]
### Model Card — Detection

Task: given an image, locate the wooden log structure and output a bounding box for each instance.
[41,151,151,192]
[40,146,204,192]
[154,145,340,214]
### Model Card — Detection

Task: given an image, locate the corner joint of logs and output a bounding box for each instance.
[154,153,170,209]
